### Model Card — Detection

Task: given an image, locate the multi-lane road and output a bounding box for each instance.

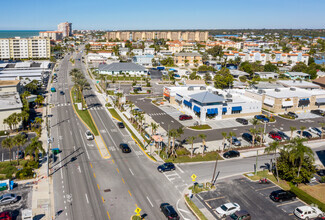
[49,49,285,220]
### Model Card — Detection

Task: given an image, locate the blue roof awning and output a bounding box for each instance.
[193,105,201,113]
[183,100,192,107]
[232,106,242,111]
[222,107,227,112]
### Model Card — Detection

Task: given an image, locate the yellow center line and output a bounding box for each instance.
[90,163,93,168]
[93,173,96,178]
[102,196,105,203]
[112,159,115,164]
[116,168,119,173]
[122,178,125,184]
[107,211,111,220]
[128,190,132,197]
[97,184,100,190]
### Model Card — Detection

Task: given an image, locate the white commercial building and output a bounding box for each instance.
[163,86,261,122]
[0,92,23,131]
[98,63,148,76]
[132,55,154,67]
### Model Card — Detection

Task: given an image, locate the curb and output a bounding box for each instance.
[69,88,111,159]
[184,195,204,220]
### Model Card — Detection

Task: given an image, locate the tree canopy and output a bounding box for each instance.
[214,68,234,89]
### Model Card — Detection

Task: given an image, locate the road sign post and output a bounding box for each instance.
[134,207,141,216]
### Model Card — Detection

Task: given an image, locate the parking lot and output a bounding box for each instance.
[0,183,33,219]
[195,177,305,219]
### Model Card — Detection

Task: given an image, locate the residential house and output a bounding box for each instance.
[255,72,279,79]
[132,55,154,67]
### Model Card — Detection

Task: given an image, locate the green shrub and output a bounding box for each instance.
[176,148,190,156]
[239,76,247,82]
[16,167,34,180]
[24,160,39,169]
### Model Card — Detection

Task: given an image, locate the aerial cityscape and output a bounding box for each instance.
[0,0,324,220]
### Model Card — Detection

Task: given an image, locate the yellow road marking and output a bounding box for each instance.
[90,163,93,168]
[116,168,119,173]
[204,196,225,202]
[276,200,299,207]
[289,213,294,216]
[255,185,278,191]
[122,178,125,184]
[205,202,212,209]
[97,184,100,190]
[107,211,111,219]
[93,173,96,178]
[102,196,105,203]
[112,159,115,164]
[128,190,132,197]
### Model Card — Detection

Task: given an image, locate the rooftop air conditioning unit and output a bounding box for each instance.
[290,87,296,91]
[188,87,194,91]
[200,86,206,90]
[226,93,232,98]
[213,91,219,95]
[275,88,281,92]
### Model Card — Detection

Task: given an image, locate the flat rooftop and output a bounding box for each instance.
[0,80,20,87]
[254,88,325,98]
[0,92,22,110]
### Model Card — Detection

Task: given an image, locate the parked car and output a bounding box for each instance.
[294,206,324,219]
[15,151,24,159]
[226,210,251,220]
[317,169,325,177]
[0,211,12,220]
[242,133,255,144]
[229,137,241,146]
[216,203,241,218]
[297,131,312,139]
[254,115,270,122]
[236,118,248,125]
[309,127,322,136]
[223,150,240,159]
[276,131,290,141]
[0,194,18,205]
[287,112,298,118]
[85,130,94,140]
[179,115,192,121]
[117,122,125,128]
[60,91,65,95]
[119,143,131,153]
[268,131,282,141]
[157,162,175,172]
[160,203,180,220]
[269,190,296,202]
[311,109,325,116]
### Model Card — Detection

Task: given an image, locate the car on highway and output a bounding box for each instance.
[297,130,312,139]
[179,115,192,121]
[0,211,12,220]
[85,130,94,140]
[269,190,296,202]
[160,203,180,220]
[242,133,255,144]
[254,115,270,122]
[0,194,18,205]
[311,109,325,116]
[309,127,322,136]
[235,118,248,125]
[216,202,241,218]
[226,210,251,220]
[119,143,131,153]
[287,111,298,118]
[294,206,324,219]
[60,91,65,95]
[229,136,241,146]
[276,131,290,141]
[117,122,125,128]
[268,131,282,141]
[223,150,240,159]
[157,162,175,172]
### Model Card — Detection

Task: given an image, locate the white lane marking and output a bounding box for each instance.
[78,130,90,160]
[175,165,184,173]
[128,145,139,158]
[66,213,67,216]
[59,152,63,179]
[146,196,154,207]
[129,168,134,176]
[73,146,76,151]
[178,208,191,214]
[78,166,81,173]
[176,199,188,220]
[85,193,89,204]
[62,185,64,189]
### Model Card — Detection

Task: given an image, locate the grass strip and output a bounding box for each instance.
[185,195,208,220]
[161,151,223,163]
[244,170,290,190]
[188,124,212,130]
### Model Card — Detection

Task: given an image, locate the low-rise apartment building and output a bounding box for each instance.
[174,52,202,67]
[132,55,154,67]
[39,31,63,41]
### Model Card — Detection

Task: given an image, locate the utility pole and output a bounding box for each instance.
[263,121,267,144]
[211,156,218,184]
[255,150,258,175]
[167,124,170,159]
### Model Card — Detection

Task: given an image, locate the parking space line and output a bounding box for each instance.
[204,196,225,202]
[205,202,212,209]
[276,200,300,207]
[255,185,278,191]
[289,213,294,216]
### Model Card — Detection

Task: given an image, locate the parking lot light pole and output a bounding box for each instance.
[255,150,258,176]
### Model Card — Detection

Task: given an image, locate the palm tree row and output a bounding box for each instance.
[69,68,90,109]
[1,133,27,164]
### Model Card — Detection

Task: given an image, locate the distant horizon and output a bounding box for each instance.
[0,28,324,31]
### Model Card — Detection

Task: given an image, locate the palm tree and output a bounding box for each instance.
[257,127,264,145]
[249,128,258,147]
[168,129,177,158]
[19,111,29,129]
[13,134,27,165]
[198,134,207,156]
[319,122,325,139]
[187,136,196,158]
[221,132,227,151]
[25,137,45,162]
[300,126,306,138]
[228,131,236,149]
[250,118,260,130]
[76,78,90,109]
[290,126,296,139]
[129,103,134,112]
[3,117,14,133]
[264,141,281,182]
[286,138,314,178]
[2,137,14,163]
[150,122,159,136]
[35,95,45,107]
[34,117,43,129]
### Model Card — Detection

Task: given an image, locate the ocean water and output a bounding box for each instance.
[0,30,44,38]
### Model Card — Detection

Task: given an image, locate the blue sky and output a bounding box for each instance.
[1,0,324,30]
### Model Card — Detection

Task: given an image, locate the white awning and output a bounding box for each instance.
[175,95,182,101]
[282,100,293,107]
[264,98,275,106]
[316,98,325,104]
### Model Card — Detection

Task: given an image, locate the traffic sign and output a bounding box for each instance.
[134,207,141,216]
[191,174,197,182]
